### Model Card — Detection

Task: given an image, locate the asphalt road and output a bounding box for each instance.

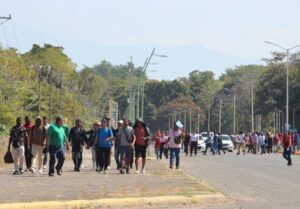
[177,150,300,209]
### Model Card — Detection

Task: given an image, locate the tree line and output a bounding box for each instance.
[1,44,300,135]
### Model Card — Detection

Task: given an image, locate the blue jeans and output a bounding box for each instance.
[283,147,292,165]
[49,145,65,174]
[115,146,121,168]
[169,148,180,168]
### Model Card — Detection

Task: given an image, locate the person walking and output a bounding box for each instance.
[217,133,226,155]
[266,132,273,154]
[94,119,114,173]
[237,131,246,155]
[7,117,28,175]
[273,132,280,153]
[203,133,213,155]
[29,117,47,174]
[153,130,161,159]
[293,131,299,153]
[23,116,33,172]
[69,119,88,172]
[258,133,266,154]
[46,115,69,177]
[42,116,50,170]
[118,118,136,174]
[166,123,183,169]
[252,132,258,154]
[86,122,100,170]
[190,132,198,156]
[282,131,292,166]
[183,131,191,157]
[133,118,151,174]
[113,120,123,169]
[246,133,253,153]
[159,131,168,159]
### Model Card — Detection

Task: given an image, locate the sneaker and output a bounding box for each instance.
[19,168,24,174]
[43,165,47,170]
[56,169,62,176]
[13,171,19,175]
[99,169,103,174]
[103,170,107,174]
[48,173,54,177]
[29,167,35,173]
[136,170,140,174]
[169,165,173,169]
[107,166,111,170]
[126,168,130,174]
[141,169,145,174]
[24,168,29,172]
[38,170,43,174]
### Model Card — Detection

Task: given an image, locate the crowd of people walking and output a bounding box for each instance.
[6,114,298,176]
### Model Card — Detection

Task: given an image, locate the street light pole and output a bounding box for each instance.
[265,41,300,131]
[251,85,254,132]
[218,98,222,133]
[233,90,236,134]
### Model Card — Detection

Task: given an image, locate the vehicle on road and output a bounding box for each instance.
[200,132,214,141]
[197,135,206,152]
[221,134,234,152]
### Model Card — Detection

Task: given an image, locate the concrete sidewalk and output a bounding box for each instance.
[0,150,225,208]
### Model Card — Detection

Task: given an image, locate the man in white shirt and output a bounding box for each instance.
[190,132,199,156]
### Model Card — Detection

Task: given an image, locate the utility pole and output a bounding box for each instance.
[233,90,236,134]
[208,104,211,131]
[197,107,200,133]
[293,108,295,130]
[0,15,11,26]
[136,82,140,119]
[218,98,222,133]
[48,66,52,123]
[59,75,63,114]
[38,65,42,116]
[184,110,187,131]
[251,85,254,133]
[189,108,192,133]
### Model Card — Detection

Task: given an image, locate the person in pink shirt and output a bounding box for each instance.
[166,123,183,169]
[152,130,161,159]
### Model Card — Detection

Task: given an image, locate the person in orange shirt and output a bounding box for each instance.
[133,118,151,174]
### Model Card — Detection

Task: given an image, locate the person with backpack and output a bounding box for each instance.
[166,122,183,169]
[117,118,136,174]
[29,117,47,174]
[69,119,88,172]
[8,117,28,175]
[94,119,114,174]
[133,118,151,174]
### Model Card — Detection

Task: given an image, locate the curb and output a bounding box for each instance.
[0,193,227,209]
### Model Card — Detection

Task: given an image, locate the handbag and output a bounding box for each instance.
[173,130,182,144]
[4,150,14,164]
[123,127,133,143]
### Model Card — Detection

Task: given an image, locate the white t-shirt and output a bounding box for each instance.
[191,134,199,142]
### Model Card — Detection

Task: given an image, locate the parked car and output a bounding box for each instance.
[221,134,234,152]
[200,132,214,141]
[197,135,206,152]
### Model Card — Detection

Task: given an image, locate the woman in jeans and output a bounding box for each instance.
[166,123,183,169]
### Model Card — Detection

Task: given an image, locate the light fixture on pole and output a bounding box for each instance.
[265,41,300,131]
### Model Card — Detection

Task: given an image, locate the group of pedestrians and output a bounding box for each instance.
[7,115,156,176]
[230,130,297,166]
[203,132,226,155]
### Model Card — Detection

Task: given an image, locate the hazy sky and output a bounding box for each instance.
[1,0,300,80]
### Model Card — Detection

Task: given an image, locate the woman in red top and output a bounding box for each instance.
[153,130,161,159]
[133,118,151,174]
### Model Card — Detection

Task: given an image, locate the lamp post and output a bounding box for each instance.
[265,41,300,131]
[140,48,167,120]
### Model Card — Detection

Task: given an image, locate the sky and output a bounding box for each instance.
[1,0,300,80]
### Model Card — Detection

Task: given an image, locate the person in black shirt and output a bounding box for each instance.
[69,119,87,172]
[8,117,29,175]
[183,132,191,157]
